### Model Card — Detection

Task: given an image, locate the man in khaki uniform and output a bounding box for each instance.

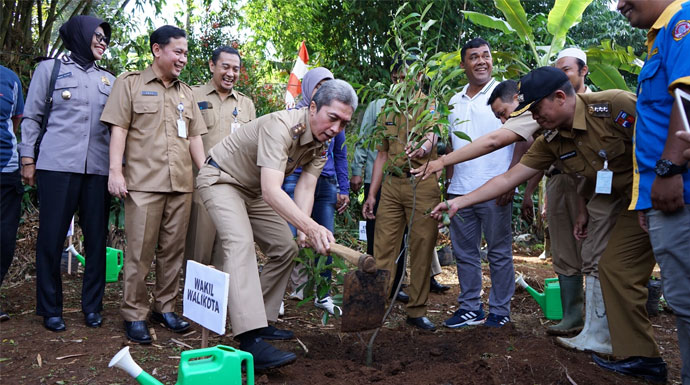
[101,25,207,344]
[186,45,256,266]
[431,66,667,383]
[196,79,357,370]
[362,61,440,331]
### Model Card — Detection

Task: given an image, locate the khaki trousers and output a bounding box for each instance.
[196,165,297,336]
[598,207,659,358]
[581,193,625,277]
[121,191,192,321]
[546,174,582,276]
[185,190,224,266]
[374,175,439,318]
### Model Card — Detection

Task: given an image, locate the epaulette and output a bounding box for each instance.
[290,123,306,140]
[95,63,115,77]
[587,102,611,118]
[543,129,558,143]
[119,71,140,79]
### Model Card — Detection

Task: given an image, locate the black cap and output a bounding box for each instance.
[511,66,569,117]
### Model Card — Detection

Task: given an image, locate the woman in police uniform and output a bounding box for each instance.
[19,16,115,332]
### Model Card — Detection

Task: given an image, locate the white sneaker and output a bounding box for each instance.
[289,289,304,301]
[539,251,547,260]
[279,301,285,317]
[314,296,341,316]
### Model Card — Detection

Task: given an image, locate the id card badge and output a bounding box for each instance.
[177,119,187,138]
[595,160,612,194]
[231,122,241,134]
[176,103,187,138]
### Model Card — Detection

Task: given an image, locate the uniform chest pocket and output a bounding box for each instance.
[53,77,79,104]
[133,102,160,114]
[98,82,112,97]
[601,138,628,173]
[556,149,586,174]
[637,55,666,105]
[200,109,215,128]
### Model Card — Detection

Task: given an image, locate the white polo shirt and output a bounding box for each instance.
[447,78,515,195]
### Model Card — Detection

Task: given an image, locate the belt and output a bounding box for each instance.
[205,156,220,169]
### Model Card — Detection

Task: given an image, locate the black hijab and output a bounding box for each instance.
[59,15,111,69]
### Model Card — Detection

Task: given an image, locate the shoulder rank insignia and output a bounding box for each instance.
[290,123,306,140]
[673,20,690,41]
[543,129,558,143]
[615,110,635,128]
[587,103,610,117]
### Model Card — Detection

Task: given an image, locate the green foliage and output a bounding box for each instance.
[293,247,349,324]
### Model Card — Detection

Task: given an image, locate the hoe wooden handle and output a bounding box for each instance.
[329,243,377,273]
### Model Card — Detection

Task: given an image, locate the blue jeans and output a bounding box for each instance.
[282,173,336,281]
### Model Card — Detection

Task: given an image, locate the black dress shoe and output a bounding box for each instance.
[0,307,9,322]
[43,316,66,332]
[84,312,102,328]
[150,311,190,333]
[394,290,410,303]
[406,316,436,331]
[124,321,152,344]
[592,354,667,384]
[240,337,297,371]
[257,325,294,340]
[430,277,450,294]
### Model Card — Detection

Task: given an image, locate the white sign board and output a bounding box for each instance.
[359,220,367,241]
[183,261,229,335]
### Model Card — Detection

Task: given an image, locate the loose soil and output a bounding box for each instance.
[0,220,682,384]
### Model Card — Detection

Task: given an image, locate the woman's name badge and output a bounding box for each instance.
[595,160,612,194]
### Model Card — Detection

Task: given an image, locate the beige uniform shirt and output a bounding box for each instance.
[520,90,637,199]
[192,82,256,154]
[208,108,327,194]
[503,111,541,141]
[100,66,207,193]
[377,95,437,171]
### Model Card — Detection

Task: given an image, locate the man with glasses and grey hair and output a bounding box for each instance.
[196,79,357,370]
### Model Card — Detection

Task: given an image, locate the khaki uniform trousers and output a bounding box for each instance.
[581,193,626,277]
[185,190,224,266]
[374,175,440,318]
[545,174,582,276]
[598,206,659,358]
[196,165,297,336]
[121,191,192,321]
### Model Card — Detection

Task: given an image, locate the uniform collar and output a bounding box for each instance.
[202,80,238,99]
[571,95,588,133]
[647,0,686,52]
[142,65,179,87]
[299,107,318,146]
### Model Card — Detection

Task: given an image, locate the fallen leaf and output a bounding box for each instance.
[37,354,42,367]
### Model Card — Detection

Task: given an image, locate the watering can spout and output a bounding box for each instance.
[66,244,86,266]
[515,274,546,310]
[109,346,164,385]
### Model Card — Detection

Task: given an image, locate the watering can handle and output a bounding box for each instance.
[180,349,220,362]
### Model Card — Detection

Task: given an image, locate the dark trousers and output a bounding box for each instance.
[363,183,405,295]
[1,170,22,285]
[35,170,108,316]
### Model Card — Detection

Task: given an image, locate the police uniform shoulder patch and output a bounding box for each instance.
[290,123,306,140]
[673,20,690,41]
[587,103,610,117]
[615,110,635,128]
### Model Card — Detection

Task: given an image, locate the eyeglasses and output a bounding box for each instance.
[94,32,109,45]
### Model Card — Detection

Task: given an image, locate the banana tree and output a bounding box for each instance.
[461,0,642,91]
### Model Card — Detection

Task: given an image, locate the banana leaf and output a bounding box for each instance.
[588,62,631,92]
[494,0,533,43]
[546,0,594,59]
[461,11,515,35]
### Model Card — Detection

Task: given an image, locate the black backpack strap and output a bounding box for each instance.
[34,59,62,160]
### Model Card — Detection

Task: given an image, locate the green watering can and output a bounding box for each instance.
[515,274,563,320]
[66,244,123,282]
[109,345,254,385]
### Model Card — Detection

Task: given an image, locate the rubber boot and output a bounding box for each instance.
[547,274,584,336]
[556,275,612,355]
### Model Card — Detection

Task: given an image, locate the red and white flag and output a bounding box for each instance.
[285,41,309,109]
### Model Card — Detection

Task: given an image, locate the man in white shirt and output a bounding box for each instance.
[443,38,516,328]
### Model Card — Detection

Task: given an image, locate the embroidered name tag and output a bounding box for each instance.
[587,103,610,117]
[559,151,577,160]
[57,72,72,79]
[141,91,158,96]
[385,121,395,126]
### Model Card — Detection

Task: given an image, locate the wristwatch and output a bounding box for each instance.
[654,159,688,177]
